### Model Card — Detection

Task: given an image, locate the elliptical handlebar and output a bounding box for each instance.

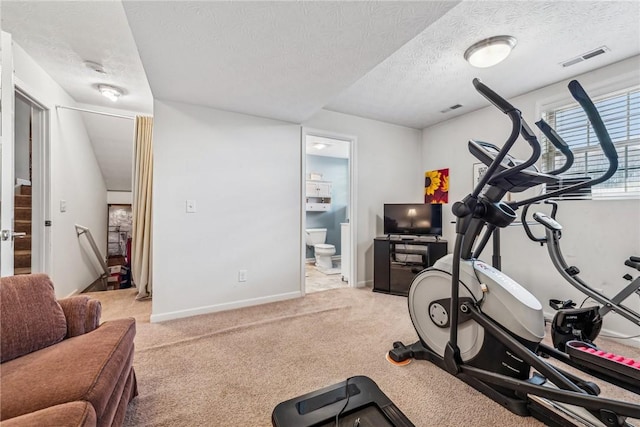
[473,78,517,114]
[469,79,542,198]
[625,258,640,271]
[568,80,618,163]
[512,80,618,208]
[521,200,559,243]
[521,203,545,243]
[535,119,574,175]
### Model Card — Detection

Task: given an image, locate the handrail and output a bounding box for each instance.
[75,224,110,284]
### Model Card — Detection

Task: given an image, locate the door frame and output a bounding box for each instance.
[300,127,358,295]
[1,32,49,277]
[1,31,16,275]
[15,85,51,275]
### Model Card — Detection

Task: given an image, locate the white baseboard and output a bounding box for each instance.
[150,290,303,323]
[356,279,372,288]
[596,329,640,348]
[66,289,80,297]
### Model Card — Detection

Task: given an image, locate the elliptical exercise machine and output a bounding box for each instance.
[522,199,640,345]
[521,113,640,344]
[516,112,640,395]
[388,78,640,427]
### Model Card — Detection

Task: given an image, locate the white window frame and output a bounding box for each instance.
[537,80,640,201]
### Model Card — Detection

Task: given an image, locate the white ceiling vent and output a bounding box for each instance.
[440,104,463,114]
[561,46,609,68]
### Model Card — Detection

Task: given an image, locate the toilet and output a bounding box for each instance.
[305,228,336,270]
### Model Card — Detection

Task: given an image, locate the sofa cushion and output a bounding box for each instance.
[0,401,96,427]
[0,274,68,363]
[58,296,102,337]
[0,318,136,422]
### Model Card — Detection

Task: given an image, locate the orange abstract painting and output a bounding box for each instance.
[425,168,449,204]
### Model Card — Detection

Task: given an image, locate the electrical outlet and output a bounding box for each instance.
[238,270,248,282]
[60,200,67,213]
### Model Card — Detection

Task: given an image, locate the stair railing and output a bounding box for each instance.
[75,224,110,288]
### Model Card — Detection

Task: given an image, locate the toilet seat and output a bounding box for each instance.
[314,244,335,251]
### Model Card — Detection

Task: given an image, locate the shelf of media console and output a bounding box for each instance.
[373,236,448,296]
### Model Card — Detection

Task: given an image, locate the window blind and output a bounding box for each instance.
[541,86,640,200]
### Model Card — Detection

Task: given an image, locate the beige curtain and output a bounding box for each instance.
[132,116,153,300]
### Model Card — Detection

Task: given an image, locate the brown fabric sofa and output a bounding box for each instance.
[0,274,137,427]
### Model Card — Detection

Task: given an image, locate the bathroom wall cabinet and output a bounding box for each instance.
[373,237,448,296]
[306,181,332,197]
[306,180,332,211]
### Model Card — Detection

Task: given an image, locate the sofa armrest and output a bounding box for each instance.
[58,296,102,338]
[0,401,96,427]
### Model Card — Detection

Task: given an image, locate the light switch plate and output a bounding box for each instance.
[186,200,196,213]
[238,270,248,282]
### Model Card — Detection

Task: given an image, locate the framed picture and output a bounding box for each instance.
[424,168,449,204]
[473,162,512,201]
[472,162,488,191]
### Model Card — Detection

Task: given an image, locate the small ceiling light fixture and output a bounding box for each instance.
[98,84,122,102]
[464,35,517,68]
[312,143,328,150]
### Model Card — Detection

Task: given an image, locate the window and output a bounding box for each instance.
[541,85,640,199]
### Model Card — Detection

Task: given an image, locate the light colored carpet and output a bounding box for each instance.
[88,288,639,426]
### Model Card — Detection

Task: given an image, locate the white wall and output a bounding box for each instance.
[107,191,132,205]
[304,110,424,286]
[422,56,640,342]
[151,100,302,321]
[13,42,108,297]
[151,102,423,321]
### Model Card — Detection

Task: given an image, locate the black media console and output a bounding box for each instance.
[373,237,448,296]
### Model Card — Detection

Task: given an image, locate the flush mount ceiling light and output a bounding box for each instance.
[98,84,122,102]
[312,143,328,150]
[464,36,517,68]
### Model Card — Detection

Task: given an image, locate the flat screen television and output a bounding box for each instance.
[383,203,443,237]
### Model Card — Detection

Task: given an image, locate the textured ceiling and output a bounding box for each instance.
[326,1,640,129]
[121,0,459,123]
[2,1,639,193]
[1,0,153,114]
[1,0,151,192]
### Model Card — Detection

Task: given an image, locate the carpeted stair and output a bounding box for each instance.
[14,185,32,275]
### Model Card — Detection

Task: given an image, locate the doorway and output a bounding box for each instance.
[0,32,51,276]
[3,89,49,276]
[14,92,50,274]
[301,129,356,294]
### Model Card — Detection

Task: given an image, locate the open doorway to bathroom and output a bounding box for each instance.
[302,129,355,294]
